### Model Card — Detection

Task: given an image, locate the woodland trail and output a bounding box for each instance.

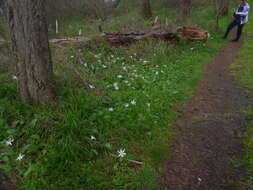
[161,42,251,190]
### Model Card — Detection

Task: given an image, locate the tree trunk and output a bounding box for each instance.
[6,0,55,105]
[113,0,121,8]
[142,0,152,19]
[220,0,229,16]
[180,0,191,21]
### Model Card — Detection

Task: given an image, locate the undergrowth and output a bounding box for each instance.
[0,7,228,190]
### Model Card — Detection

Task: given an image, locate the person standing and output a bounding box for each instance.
[223,0,250,42]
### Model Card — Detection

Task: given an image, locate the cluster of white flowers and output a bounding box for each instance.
[4,138,25,161]
[113,82,119,90]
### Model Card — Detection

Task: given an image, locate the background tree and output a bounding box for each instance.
[220,0,229,16]
[6,0,55,105]
[180,0,191,21]
[142,0,152,19]
[214,0,229,30]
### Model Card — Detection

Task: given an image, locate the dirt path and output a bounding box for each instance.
[161,42,251,190]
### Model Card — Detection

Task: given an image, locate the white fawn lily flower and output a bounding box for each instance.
[131,100,136,105]
[108,108,114,112]
[117,149,126,158]
[12,75,18,80]
[16,153,25,161]
[5,138,14,146]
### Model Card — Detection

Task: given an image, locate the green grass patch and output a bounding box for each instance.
[0,34,224,189]
[0,6,230,189]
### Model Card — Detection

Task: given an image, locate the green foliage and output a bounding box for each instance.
[0,2,230,188]
[0,32,224,189]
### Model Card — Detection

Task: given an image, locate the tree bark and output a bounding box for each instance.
[142,0,152,19]
[180,0,191,21]
[113,0,121,8]
[6,0,55,105]
[220,0,229,16]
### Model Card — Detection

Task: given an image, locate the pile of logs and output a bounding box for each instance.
[176,26,209,41]
[102,26,208,46]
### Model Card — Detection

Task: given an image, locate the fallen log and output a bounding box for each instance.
[177,26,208,41]
[102,26,179,46]
[102,26,208,46]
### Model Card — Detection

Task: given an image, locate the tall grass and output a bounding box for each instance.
[0,5,228,189]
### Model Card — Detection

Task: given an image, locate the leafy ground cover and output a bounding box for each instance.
[0,10,228,190]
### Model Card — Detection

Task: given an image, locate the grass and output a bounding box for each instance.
[230,8,253,189]
[0,8,228,190]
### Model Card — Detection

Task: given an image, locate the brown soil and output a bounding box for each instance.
[161,42,251,190]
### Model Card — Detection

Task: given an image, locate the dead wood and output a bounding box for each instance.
[103,26,208,46]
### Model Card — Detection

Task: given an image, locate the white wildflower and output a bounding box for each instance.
[117,149,126,158]
[102,65,107,68]
[12,75,18,80]
[5,138,14,146]
[125,104,129,108]
[117,75,123,79]
[16,153,24,161]
[146,103,151,107]
[190,47,194,51]
[91,136,96,140]
[108,108,114,112]
[78,29,82,36]
[70,55,74,59]
[131,100,136,105]
[115,86,119,90]
[89,84,95,89]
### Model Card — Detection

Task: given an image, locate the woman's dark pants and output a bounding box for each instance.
[223,20,245,41]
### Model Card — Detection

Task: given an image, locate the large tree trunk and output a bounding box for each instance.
[142,0,152,19]
[6,0,55,105]
[180,0,191,21]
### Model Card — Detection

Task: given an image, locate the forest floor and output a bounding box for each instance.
[161,42,251,190]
